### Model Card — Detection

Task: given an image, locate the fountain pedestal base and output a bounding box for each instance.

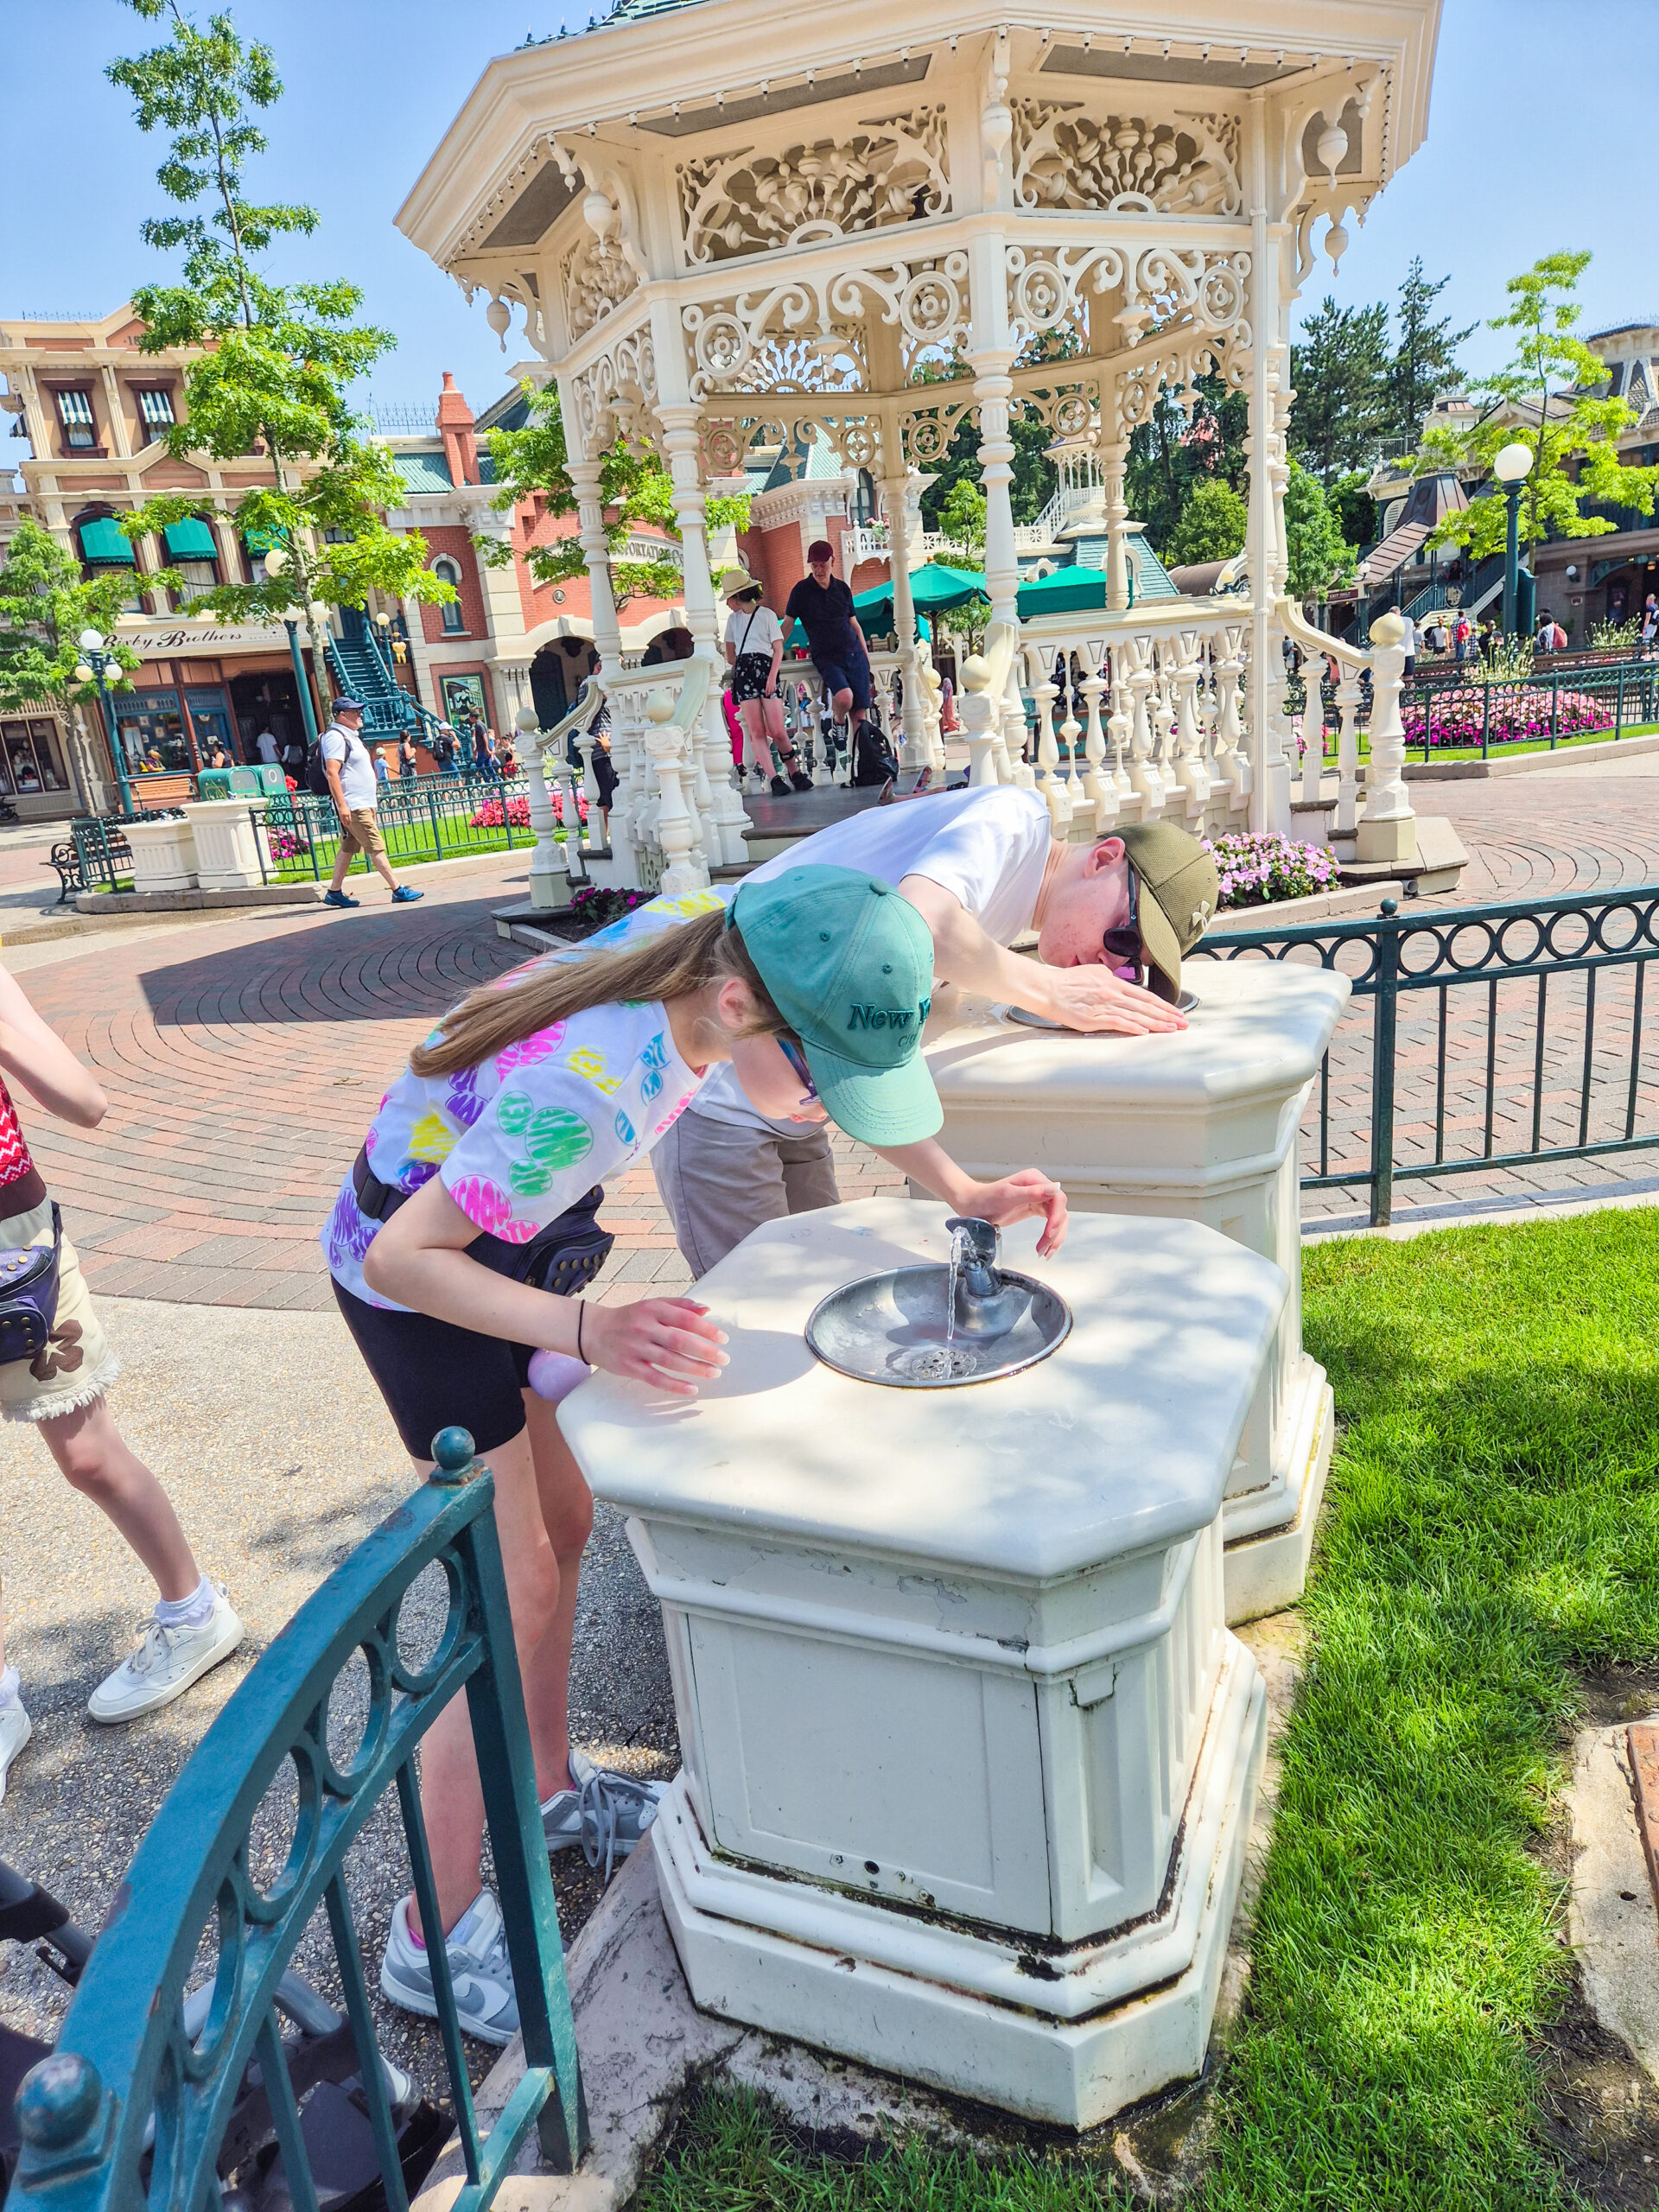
[562,1199,1287,2128]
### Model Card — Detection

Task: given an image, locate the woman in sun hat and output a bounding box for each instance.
[327,871,1066,2047]
[721,569,812,795]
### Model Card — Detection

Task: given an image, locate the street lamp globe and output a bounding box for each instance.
[262,546,289,579]
[77,627,104,654]
[1493,442,1535,486]
[73,663,94,684]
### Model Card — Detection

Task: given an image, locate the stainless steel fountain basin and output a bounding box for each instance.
[804,1265,1072,1389]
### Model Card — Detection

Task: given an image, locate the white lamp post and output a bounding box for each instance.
[74,628,135,818]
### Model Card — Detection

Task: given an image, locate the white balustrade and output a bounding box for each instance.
[1278,596,1415,860]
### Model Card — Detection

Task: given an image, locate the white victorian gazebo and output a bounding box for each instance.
[398,0,1439,898]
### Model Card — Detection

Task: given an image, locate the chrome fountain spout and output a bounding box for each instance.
[944,1216,1031,1338]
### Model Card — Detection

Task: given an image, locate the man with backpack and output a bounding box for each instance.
[310,697,423,910]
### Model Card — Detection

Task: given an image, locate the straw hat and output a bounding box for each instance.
[720,569,764,603]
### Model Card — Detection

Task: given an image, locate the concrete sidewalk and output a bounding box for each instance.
[0,1294,677,2092]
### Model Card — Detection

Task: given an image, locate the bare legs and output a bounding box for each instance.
[0,1396,200,1681]
[412,1393,594,1937]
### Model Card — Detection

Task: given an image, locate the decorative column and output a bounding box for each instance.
[515,703,572,912]
[957,654,1000,785]
[1243,92,1291,837]
[645,690,709,895]
[658,404,747,867]
[1355,611,1417,866]
[1102,439,1133,613]
[880,461,928,771]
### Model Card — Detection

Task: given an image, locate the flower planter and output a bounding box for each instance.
[188,798,272,891]
[124,813,199,893]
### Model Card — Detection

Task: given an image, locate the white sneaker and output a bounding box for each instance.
[379,1891,520,2046]
[87,1586,244,1724]
[0,1702,31,1805]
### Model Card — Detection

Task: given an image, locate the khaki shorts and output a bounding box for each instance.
[650,1109,839,1278]
[338,807,386,859]
[0,1199,122,1424]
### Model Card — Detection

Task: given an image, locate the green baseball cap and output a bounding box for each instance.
[1117,821,1220,1002]
[731,865,942,1146]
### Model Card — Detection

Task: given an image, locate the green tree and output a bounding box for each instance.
[1416,252,1659,563]
[1283,462,1357,601]
[1162,479,1247,569]
[1387,257,1472,444]
[1290,296,1389,481]
[1328,468,1378,550]
[935,479,987,558]
[480,380,747,607]
[0,521,143,796]
[106,0,450,708]
[1126,374,1249,552]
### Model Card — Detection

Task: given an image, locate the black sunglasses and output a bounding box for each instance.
[779,1036,818,1099]
[1102,870,1144,986]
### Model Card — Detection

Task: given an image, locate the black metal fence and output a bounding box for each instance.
[1198,886,1659,1224]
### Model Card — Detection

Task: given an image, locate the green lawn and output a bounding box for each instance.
[270,823,569,881]
[1306,722,1659,771]
[642,1211,1659,2211]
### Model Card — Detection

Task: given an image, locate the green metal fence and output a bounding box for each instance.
[259,778,554,883]
[9,1429,584,2212]
[1197,886,1659,1224]
[1300,656,1659,768]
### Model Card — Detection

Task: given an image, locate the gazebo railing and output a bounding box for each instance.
[10,1430,585,2212]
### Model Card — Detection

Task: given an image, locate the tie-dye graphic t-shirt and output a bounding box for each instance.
[323,887,729,1309]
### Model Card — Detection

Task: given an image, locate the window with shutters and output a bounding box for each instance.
[54,389,97,451]
[136,387,175,444]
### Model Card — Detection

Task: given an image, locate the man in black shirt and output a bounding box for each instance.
[784,540,873,753]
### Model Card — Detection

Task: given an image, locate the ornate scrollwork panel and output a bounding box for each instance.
[683,251,971,398]
[1006,242,1250,355]
[677,108,950,265]
[1010,102,1242,218]
[571,325,660,456]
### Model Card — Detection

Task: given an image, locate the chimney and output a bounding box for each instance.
[437,371,479,486]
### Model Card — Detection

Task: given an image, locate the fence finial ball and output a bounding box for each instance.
[646,689,677,725]
[17,2053,103,2149]
[960,655,990,691]
[1369,609,1406,649]
[430,1427,477,1481]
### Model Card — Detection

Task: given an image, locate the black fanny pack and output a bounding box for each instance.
[352,1151,614,1298]
[0,1205,62,1366]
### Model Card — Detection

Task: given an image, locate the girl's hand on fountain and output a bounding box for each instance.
[965,1172,1069,1257]
[584,1298,729,1397]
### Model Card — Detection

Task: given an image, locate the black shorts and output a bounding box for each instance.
[730,652,775,705]
[333,1191,612,1460]
[813,648,872,712]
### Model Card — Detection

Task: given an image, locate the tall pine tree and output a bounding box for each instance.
[1289,297,1389,482]
[1388,257,1473,443]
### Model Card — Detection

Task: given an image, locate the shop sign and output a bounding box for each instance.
[118,619,290,657]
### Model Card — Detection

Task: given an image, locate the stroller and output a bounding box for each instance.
[0,1859,448,2212]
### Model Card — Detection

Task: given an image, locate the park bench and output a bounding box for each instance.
[45,825,132,903]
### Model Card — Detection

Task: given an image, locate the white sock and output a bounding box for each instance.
[0,1664,19,1710]
[154,1575,215,1631]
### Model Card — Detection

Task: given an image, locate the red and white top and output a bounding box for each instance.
[0,1075,46,1224]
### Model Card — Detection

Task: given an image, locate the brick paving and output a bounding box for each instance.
[11,755,1659,1304]
[10,852,902,1310]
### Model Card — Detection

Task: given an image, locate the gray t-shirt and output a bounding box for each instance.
[692,785,1053,1131]
[321,724,378,811]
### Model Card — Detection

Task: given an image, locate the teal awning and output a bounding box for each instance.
[163,518,219,561]
[78,517,136,566]
[1016,566,1118,619]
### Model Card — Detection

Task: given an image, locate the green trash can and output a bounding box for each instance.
[194,768,234,799]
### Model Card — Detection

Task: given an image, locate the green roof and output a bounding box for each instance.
[391,448,496,493]
[163,517,218,561]
[78,517,135,565]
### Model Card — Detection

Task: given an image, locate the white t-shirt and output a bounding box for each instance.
[1397,615,1416,657]
[321,724,378,810]
[256,730,279,763]
[690,785,1054,1130]
[724,604,784,660]
[323,887,728,1307]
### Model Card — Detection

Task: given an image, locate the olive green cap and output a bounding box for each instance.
[1118,822,1219,1002]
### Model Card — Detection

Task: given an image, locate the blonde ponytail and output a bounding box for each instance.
[409,906,785,1078]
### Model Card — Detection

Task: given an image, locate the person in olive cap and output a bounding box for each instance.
[652,788,1217,1274]
[327,866,1065,2050]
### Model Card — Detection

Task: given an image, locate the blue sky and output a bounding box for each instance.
[9,0,1656,421]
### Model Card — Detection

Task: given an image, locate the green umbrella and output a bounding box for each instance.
[1015,564,1128,619]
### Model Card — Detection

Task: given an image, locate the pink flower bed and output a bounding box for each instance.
[467,790,589,830]
[1202,831,1341,911]
[1402,685,1612,749]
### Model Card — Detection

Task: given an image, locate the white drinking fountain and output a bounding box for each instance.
[919,957,1351,1623]
[560,1195,1287,2127]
